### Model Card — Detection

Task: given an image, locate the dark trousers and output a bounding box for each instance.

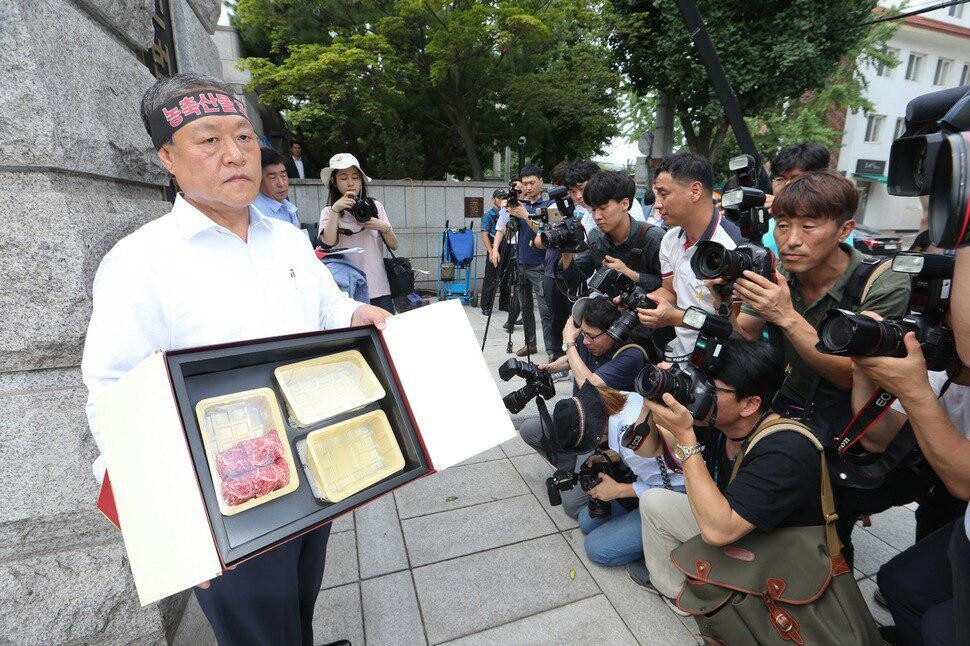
[482,254,499,313]
[877,519,970,646]
[195,523,332,646]
[370,294,396,314]
[544,274,570,360]
[517,264,551,354]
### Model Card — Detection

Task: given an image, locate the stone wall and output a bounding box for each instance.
[289,179,508,294]
[0,0,223,643]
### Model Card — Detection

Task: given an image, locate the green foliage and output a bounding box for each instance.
[609,0,898,164]
[234,0,624,179]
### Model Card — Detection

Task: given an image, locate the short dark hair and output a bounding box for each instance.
[139,73,236,146]
[564,160,601,188]
[581,296,622,331]
[771,171,858,224]
[770,143,830,178]
[718,338,785,412]
[260,147,285,169]
[550,162,572,186]
[656,151,714,193]
[583,170,635,209]
[519,164,543,180]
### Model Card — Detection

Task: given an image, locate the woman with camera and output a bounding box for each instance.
[550,382,685,567]
[318,153,399,313]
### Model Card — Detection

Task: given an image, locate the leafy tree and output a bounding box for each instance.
[609,0,897,163]
[233,0,623,179]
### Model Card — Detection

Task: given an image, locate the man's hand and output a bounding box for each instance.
[587,472,624,501]
[854,331,934,402]
[361,218,390,232]
[636,293,677,329]
[733,270,794,326]
[563,317,580,344]
[509,204,529,220]
[352,304,393,330]
[603,255,635,281]
[645,393,696,445]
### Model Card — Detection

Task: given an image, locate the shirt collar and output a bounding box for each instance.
[678,208,721,249]
[255,192,296,216]
[174,193,272,241]
[782,242,861,305]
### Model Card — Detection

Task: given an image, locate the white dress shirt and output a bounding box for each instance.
[293,157,305,179]
[81,195,362,481]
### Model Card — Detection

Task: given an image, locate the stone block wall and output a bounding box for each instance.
[0,0,223,642]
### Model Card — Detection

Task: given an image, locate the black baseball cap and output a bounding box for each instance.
[492,189,507,198]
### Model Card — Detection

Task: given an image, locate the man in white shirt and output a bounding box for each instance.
[82,73,389,645]
[636,152,744,362]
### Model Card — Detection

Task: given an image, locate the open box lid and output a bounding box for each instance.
[96,300,515,606]
[381,299,516,470]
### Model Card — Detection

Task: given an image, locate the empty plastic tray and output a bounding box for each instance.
[274,350,386,427]
[304,410,405,503]
[195,388,299,515]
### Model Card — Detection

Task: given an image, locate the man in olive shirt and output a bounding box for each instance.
[725,171,910,566]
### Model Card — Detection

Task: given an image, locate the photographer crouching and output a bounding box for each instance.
[509,297,653,517]
[542,383,685,566]
[631,335,880,643]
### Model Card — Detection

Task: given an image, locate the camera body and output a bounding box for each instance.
[540,214,587,252]
[545,452,636,518]
[498,358,556,413]
[349,196,379,223]
[587,268,655,343]
[816,251,960,373]
[633,308,732,420]
[887,86,970,248]
[547,185,576,218]
[691,241,775,298]
[504,180,521,208]
[723,155,771,240]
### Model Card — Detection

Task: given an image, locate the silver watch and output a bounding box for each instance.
[674,442,703,462]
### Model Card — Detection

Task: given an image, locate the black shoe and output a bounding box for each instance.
[626,561,689,617]
[502,323,513,333]
[878,625,899,645]
[482,309,492,316]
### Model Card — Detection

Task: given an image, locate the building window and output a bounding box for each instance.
[875,47,899,77]
[949,3,964,18]
[894,117,906,140]
[934,58,953,86]
[905,52,925,81]
[865,114,886,143]
[961,63,970,86]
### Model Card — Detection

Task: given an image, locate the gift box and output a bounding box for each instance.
[94,300,515,606]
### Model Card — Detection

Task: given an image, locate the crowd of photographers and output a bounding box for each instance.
[491,85,970,645]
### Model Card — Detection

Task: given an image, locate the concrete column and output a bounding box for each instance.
[0,0,223,642]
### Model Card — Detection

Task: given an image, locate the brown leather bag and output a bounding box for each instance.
[670,420,882,645]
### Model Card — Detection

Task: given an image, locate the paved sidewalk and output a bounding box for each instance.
[174,304,910,645]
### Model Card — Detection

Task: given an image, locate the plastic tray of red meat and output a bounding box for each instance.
[195,388,299,515]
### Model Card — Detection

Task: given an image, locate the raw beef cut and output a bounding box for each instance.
[214,431,289,507]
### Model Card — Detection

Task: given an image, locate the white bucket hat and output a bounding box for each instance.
[320,152,372,187]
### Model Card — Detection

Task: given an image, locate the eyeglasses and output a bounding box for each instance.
[713,386,737,394]
[580,328,608,341]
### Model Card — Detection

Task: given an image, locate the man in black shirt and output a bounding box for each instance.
[629,338,823,610]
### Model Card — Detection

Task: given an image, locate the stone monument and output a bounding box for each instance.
[0,0,223,642]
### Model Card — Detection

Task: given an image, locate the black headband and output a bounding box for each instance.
[148,90,252,149]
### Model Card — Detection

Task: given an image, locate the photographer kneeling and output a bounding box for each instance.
[516,297,652,517]
[546,384,685,566]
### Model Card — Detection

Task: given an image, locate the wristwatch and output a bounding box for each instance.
[674,442,703,462]
[563,341,577,351]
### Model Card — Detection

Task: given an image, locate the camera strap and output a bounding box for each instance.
[835,380,951,479]
[626,223,658,274]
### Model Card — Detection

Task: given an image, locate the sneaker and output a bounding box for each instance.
[515,346,538,357]
[626,561,690,617]
[552,371,570,383]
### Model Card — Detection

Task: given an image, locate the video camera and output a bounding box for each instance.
[546,450,636,518]
[633,307,733,420]
[349,196,379,223]
[498,358,556,414]
[816,251,960,373]
[587,268,655,343]
[539,186,587,252]
[721,154,771,240]
[690,240,776,298]
[888,85,970,249]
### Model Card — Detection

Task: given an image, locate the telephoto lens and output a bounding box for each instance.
[634,364,693,403]
[816,310,909,357]
[691,241,747,280]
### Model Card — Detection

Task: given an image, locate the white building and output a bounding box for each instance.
[837,2,970,231]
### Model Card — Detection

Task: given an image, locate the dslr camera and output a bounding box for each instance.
[546,450,636,518]
[816,251,959,373]
[722,154,771,240]
[587,268,655,343]
[633,307,734,420]
[503,180,521,208]
[498,357,556,414]
[539,186,587,252]
[888,85,970,249]
[349,196,379,223]
[690,240,776,298]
